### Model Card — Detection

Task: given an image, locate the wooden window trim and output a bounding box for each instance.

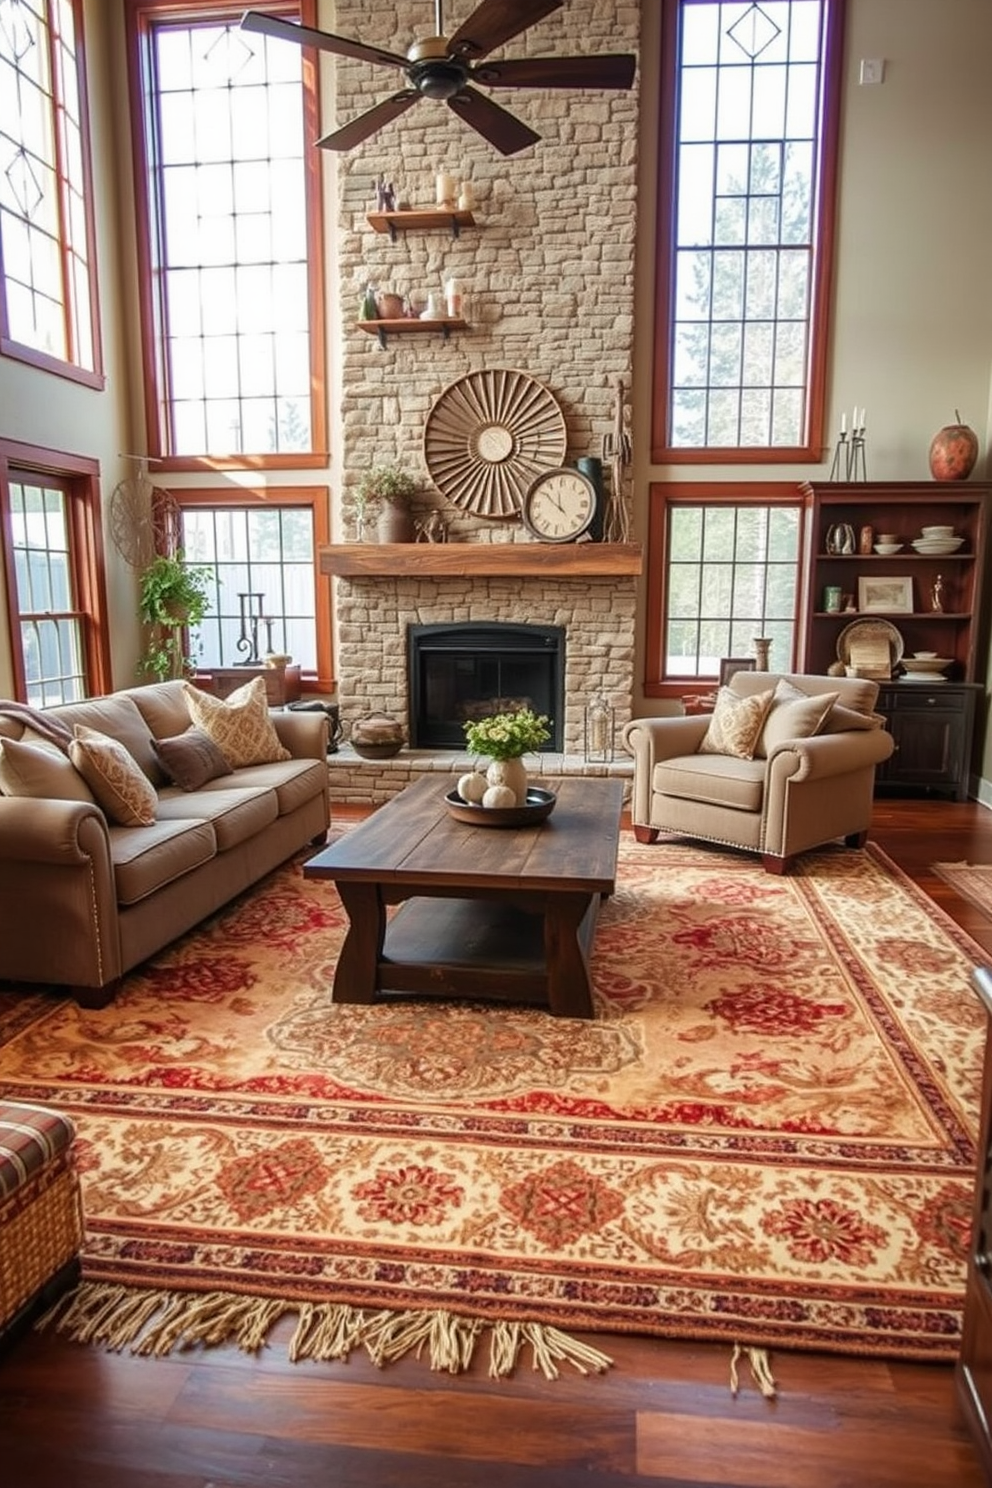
[172,485,334,693]
[0,436,113,699]
[644,480,807,698]
[124,0,328,472]
[0,0,105,388]
[650,0,846,465]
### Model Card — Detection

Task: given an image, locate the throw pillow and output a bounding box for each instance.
[0,737,95,803]
[757,679,840,757]
[181,677,291,769]
[821,702,885,733]
[68,726,158,827]
[152,727,233,791]
[698,686,775,760]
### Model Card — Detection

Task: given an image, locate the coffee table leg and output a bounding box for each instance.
[333,881,384,1004]
[544,892,598,1019]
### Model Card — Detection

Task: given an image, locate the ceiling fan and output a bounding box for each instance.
[240,1,636,156]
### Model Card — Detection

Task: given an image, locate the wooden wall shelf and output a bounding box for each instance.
[357,317,467,347]
[367,209,475,240]
[319,543,643,579]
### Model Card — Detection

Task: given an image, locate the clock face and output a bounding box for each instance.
[521,468,597,543]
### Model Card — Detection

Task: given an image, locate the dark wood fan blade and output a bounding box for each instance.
[316,92,421,151]
[447,0,563,62]
[447,86,539,156]
[472,54,637,90]
[240,11,408,69]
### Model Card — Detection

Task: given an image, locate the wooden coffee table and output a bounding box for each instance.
[303,774,624,1019]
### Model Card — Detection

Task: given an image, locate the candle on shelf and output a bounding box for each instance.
[840,412,847,435]
[457,180,474,211]
[436,172,456,210]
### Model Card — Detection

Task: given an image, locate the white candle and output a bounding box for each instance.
[840,412,846,435]
[457,180,474,212]
[436,172,456,209]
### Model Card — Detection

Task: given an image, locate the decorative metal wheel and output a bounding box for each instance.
[423,368,567,519]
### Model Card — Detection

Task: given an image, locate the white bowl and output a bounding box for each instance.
[913,651,938,659]
[874,543,903,554]
[921,526,955,537]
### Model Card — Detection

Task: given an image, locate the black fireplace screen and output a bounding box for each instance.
[408,622,564,750]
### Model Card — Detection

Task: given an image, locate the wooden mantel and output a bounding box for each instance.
[319,542,643,579]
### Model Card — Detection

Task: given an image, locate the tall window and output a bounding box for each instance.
[652,0,844,461]
[0,0,102,384]
[645,483,804,692]
[0,439,111,703]
[126,0,327,468]
[172,488,331,688]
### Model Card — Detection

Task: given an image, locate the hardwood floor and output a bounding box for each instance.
[1,798,990,1487]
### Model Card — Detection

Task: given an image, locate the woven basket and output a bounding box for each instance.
[0,1155,84,1330]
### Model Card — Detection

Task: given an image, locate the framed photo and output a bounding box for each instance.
[857,576,914,614]
[719,657,757,686]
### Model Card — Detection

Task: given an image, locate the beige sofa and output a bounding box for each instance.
[622,671,895,874]
[0,680,329,1005]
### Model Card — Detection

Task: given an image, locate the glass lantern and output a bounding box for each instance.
[584,693,614,762]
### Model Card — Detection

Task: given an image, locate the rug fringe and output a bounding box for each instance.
[729,1342,777,1398]
[38,1283,614,1379]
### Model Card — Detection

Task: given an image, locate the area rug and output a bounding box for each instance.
[0,837,985,1372]
[933,860,992,922]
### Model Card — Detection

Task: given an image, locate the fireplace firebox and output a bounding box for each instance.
[408,622,564,750]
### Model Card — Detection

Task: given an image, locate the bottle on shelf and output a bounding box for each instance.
[444,276,462,317]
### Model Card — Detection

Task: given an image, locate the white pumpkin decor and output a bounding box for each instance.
[457,770,487,803]
[482,784,517,810]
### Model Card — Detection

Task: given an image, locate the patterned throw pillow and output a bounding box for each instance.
[0,737,95,803]
[68,726,158,827]
[181,678,291,769]
[756,679,840,757]
[152,727,233,791]
[698,686,775,760]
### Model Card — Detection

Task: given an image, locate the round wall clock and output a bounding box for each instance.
[423,368,567,519]
[520,467,597,543]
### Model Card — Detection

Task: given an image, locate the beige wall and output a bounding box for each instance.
[2,0,991,779]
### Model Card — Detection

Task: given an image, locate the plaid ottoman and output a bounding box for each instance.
[0,1101,84,1339]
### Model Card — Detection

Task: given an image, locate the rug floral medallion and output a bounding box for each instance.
[0,836,984,1363]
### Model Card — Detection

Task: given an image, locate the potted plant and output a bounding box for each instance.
[462,707,552,805]
[357,463,419,542]
[137,553,213,680]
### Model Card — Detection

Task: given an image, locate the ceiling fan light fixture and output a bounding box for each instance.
[409,58,468,100]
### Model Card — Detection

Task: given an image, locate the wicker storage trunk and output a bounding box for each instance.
[0,1101,83,1335]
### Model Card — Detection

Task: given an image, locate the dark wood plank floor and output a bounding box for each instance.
[1,798,990,1487]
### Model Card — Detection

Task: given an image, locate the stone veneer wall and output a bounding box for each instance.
[337,572,637,754]
[326,1,642,732]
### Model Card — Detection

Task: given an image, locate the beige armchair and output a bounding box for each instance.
[621,672,895,874]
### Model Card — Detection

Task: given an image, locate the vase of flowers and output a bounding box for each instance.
[463,708,552,805]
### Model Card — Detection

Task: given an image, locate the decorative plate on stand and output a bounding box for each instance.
[423,369,567,519]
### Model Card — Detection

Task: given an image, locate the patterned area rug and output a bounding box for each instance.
[0,837,984,1369]
[933,860,992,922]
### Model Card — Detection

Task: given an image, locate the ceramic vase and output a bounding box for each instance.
[486,756,528,805]
[377,500,414,543]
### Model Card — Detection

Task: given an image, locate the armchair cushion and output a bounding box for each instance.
[757,679,839,757]
[699,686,775,760]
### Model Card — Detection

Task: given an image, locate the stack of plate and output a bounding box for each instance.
[911,533,964,555]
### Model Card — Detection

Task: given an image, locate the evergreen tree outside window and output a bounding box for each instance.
[652,0,844,461]
[125,0,327,466]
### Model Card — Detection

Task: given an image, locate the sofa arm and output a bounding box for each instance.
[622,715,711,824]
[271,710,328,761]
[0,797,123,991]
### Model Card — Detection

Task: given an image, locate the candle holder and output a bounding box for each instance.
[236,591,265,665]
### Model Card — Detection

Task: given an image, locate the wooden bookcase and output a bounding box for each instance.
[800,480,991,799]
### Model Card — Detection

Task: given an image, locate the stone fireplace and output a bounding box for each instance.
[320,543,641,764]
